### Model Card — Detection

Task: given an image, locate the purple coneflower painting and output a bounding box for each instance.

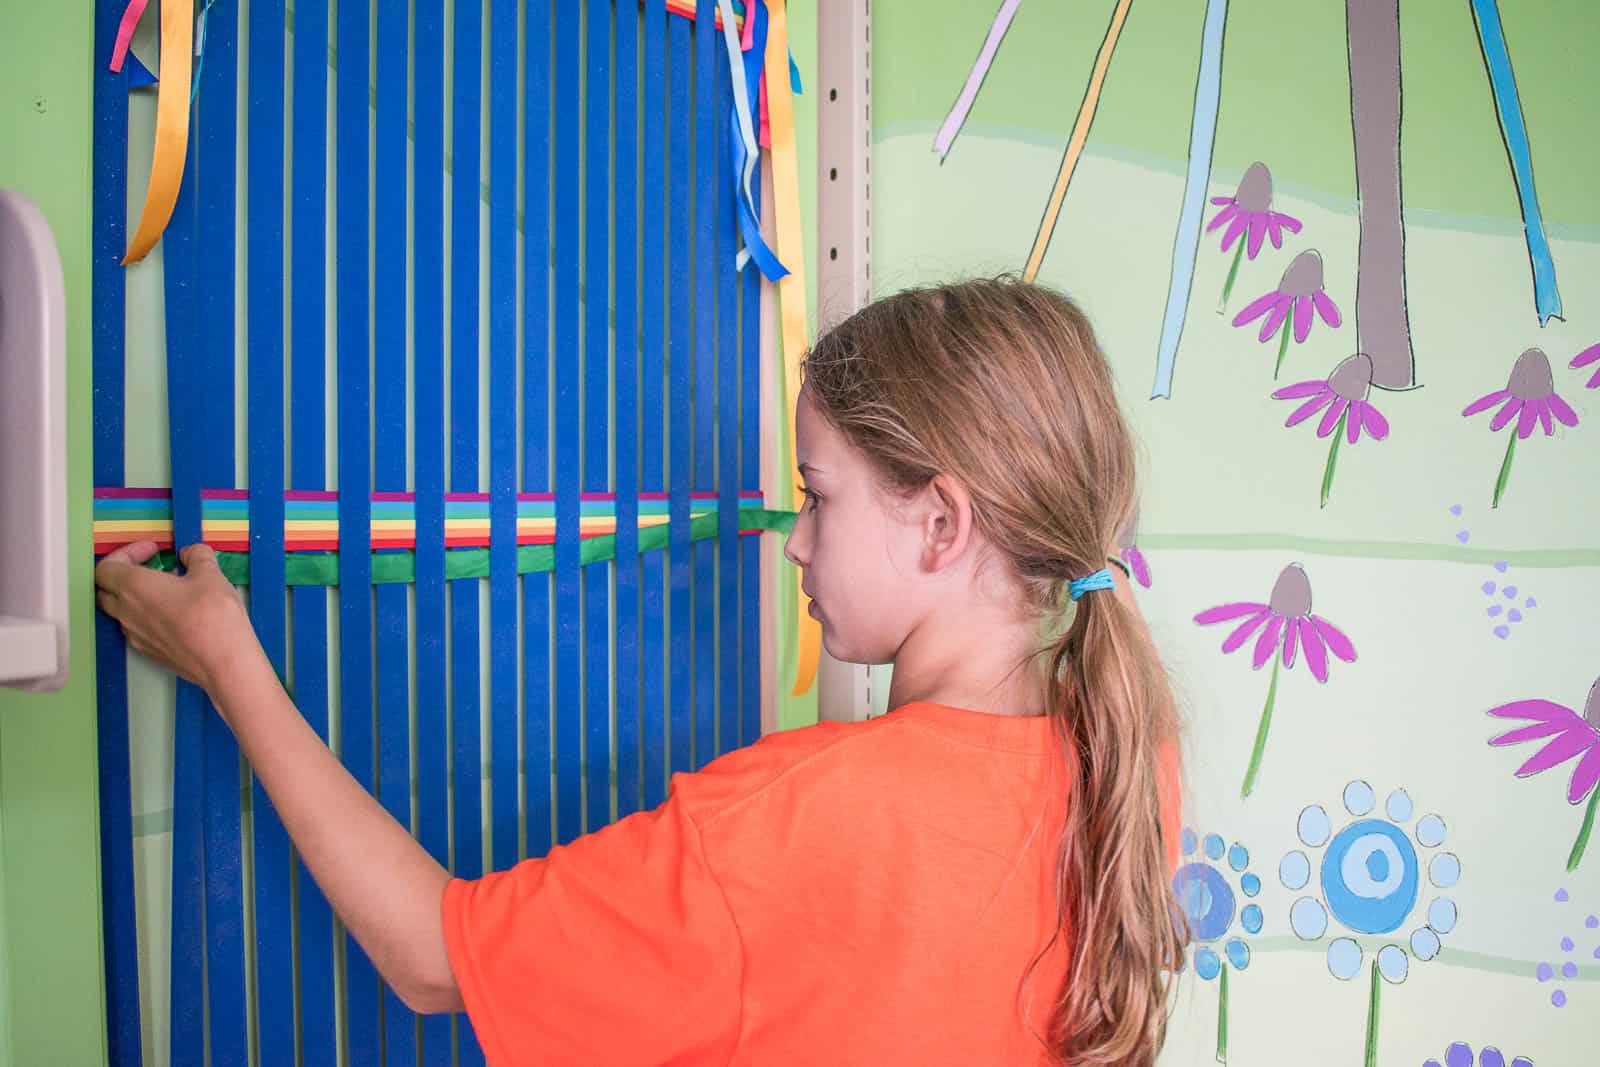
[1273,354,1389,508]
[1461,348,1578,508]
[1488,678,1600,872]
[1571,342,1600,389]
[1232,250,1341,378]
[1209,162,1302,313]
[1116,510,1152,589]
[1195,563,1356,797]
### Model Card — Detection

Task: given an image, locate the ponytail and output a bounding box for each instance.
[1032,569,1186,1065]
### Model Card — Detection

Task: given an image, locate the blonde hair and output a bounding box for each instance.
[801,277,1185,1065]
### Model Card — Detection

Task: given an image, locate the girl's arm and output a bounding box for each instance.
[95,543,465,1014]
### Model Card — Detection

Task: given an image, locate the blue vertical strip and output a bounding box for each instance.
[335,3,379,1061]
[691,2,717,771]
[373,2,415,1062]
[714,42,740,760]
[1470,0,1563,325]
[289,3,334,1057]
[740,147,762,748]
[411,2,452,1059]
[553,0,584,846]
[450,4,486,1062]
[91,2,140,1061]
[1150,0,1225,399]
[162,146,206,1067]
[614,0,642,819]
[667,13,693,780]
[524,2,554,859]
[583,0,614,835]
[488,0,520,878]
[195,8,248,1061]
[640,0,670,810]
[246,3,292,1064]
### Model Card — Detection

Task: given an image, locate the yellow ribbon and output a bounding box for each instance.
[764,0,820,697]
[123,0,194,265]
[1022,0,1131,282]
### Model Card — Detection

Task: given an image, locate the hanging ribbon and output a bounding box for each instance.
[109,0,152,73]
[1022,0,1131,283]
[1150,0,1226,399]
[123,0,195,265]
[762,0,820,697]
[717,0,787,279]
[934,0,1021,162]
[1469,0,1563,326]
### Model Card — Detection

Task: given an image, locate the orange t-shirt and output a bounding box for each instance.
[442,701,1182,1066]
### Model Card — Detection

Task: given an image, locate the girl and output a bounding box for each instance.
[96,277,1185,1065]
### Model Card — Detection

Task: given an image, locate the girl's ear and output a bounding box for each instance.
[919,472,975,573]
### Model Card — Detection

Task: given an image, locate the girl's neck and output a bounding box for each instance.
[885,614,1049,718]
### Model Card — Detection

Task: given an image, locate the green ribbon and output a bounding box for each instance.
[143,508,798,586]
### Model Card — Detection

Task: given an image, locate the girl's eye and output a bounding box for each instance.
[800,487,820,511]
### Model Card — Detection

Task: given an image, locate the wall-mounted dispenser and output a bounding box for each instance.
[0,188,69,692]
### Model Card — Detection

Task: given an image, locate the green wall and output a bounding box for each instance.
[0,4,110,1067]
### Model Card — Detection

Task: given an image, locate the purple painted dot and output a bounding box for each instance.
[1494,560,1509,572]
[1445,1044,1473,1067]
[1504,585,1518,598]
[1495,625,1511,639]
[1562,937,1575,952]
[1537,962,1554,981]
[1563,961,1578,979]
[1593,946,1600,960]
[1425,1061,1443,1067]
[1450,504,1463,516]
[1509,609,1523,623]
[1480,1050,1506,1067]
[1556,888,1570,902]
[1457,530,1471,543]
[1513,1060,1534,1067]
[1553,989,1567,1007]
[1489,605,1504,617]
[1482,580,1497,595]
[1588,915,1598,928]
[1525,597,1537,608]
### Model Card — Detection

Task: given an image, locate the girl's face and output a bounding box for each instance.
[783,389,926,665]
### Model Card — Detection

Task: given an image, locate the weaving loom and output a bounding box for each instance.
[91,1,801,1062]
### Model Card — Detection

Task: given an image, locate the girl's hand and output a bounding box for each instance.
[94,541,261,694]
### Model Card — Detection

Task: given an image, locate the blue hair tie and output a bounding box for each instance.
[1068,567,1116,602]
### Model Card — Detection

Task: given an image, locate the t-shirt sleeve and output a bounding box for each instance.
[441,792,744,1066]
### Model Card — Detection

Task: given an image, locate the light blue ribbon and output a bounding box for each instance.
[1470,0,1562,325]
[1069,567,1116,602]
[717,0,789,280]
[1150,0,1227,399]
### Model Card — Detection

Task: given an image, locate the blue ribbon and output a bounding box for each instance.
[1470,0,1562,325]
[1069,567,1116,602]
[719,0,788,279]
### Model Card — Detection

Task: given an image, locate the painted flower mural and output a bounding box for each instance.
[1173,829,1263,1063]
[1461,347,1579,508]
[1209,161,1302,313]
[1487,677,1600,871]
[1424,1043,1533,1067]
[1273,354,1390,508]
[1232,250,1342,378]
[1281,780,1459,1066]
[1194,563,1356,796]
[1572,341,1600,389]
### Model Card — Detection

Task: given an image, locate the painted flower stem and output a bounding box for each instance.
[1216,962,1230,1063]
[1218,240,1246,315]
[1569,786,1599,872]
[1364,956,1382,1067]
[1274,315,1292,378]
[1492,430,1517,508]
[1320,411,1346,508]
[1240,658,1281,798]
